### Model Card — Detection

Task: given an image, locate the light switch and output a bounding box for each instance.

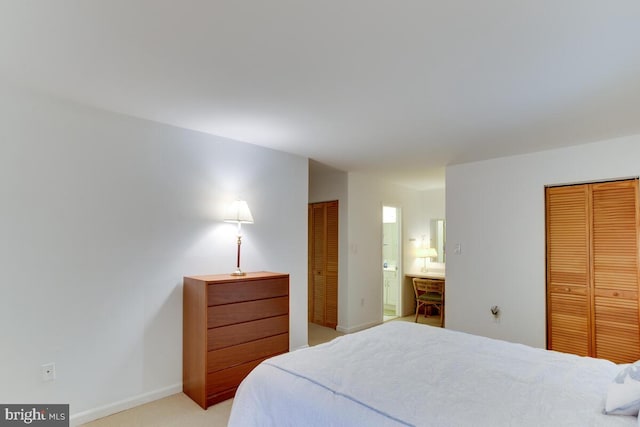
[454,243,462,255]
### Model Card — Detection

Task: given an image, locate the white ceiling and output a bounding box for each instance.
[2,1,640,190]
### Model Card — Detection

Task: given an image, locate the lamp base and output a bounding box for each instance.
[231,269,246,276]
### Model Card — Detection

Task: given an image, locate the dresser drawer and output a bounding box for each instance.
[207,333,288,373]
[208,296,288,328]
[206,357,265,403]
[208,314,289,351]
[208,277,288,306]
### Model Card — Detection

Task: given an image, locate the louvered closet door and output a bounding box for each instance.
[309,203,327,325]
[592,180,640,363]
[308,201,339,328]
[546,185,591,356]
[324,202,339,329]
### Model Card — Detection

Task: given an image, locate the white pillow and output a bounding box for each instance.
[605,362,640,416]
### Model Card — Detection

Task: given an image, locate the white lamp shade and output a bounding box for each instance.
[223,200,254,224]
[416,247,438,258]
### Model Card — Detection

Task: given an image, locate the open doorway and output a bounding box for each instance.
[383,205,401,321]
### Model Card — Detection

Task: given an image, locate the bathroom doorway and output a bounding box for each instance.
[383,206,401,321]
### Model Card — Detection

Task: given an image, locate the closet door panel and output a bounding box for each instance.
[546,185,591,355]
[325,202,339,329]
[548,292,590,356]
[310,204,327,325]
[594,296,639,363]
[592,180,640,363]
[546,186,590,288]
[308,201,339,328]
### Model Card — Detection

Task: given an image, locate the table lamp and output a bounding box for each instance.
[416,247,438,272]
[223,200,254,276]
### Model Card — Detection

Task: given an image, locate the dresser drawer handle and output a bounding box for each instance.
[613,292,619,297]
[565,288,570,292]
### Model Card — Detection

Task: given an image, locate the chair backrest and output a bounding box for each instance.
[412,278,444,298]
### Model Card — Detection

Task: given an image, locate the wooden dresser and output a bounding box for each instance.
[183,271,289,408]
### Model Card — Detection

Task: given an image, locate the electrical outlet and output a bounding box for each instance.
[41,363,56,381]
[490,306,501,323]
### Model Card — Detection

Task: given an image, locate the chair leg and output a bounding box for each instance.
[414,303,419,322]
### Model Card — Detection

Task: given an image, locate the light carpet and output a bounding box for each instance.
[82,314,439,426]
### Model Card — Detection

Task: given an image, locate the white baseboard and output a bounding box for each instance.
[69,383,182,426]
[336,320,381,334]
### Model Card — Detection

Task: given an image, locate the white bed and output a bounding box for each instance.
[228,322,636,426]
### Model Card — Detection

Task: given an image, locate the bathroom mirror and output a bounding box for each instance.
[430,219,446,263]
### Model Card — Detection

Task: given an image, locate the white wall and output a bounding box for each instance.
[344,173,444,331]
[309,164,446,332]
[0,85,308,423]
[445,134,640,348]
[401,187,446,316]
[405,187,446,274]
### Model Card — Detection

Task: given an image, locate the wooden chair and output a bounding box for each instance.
[412,278,445,327]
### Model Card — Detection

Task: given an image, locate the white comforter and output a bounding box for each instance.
[229,322,635,426]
